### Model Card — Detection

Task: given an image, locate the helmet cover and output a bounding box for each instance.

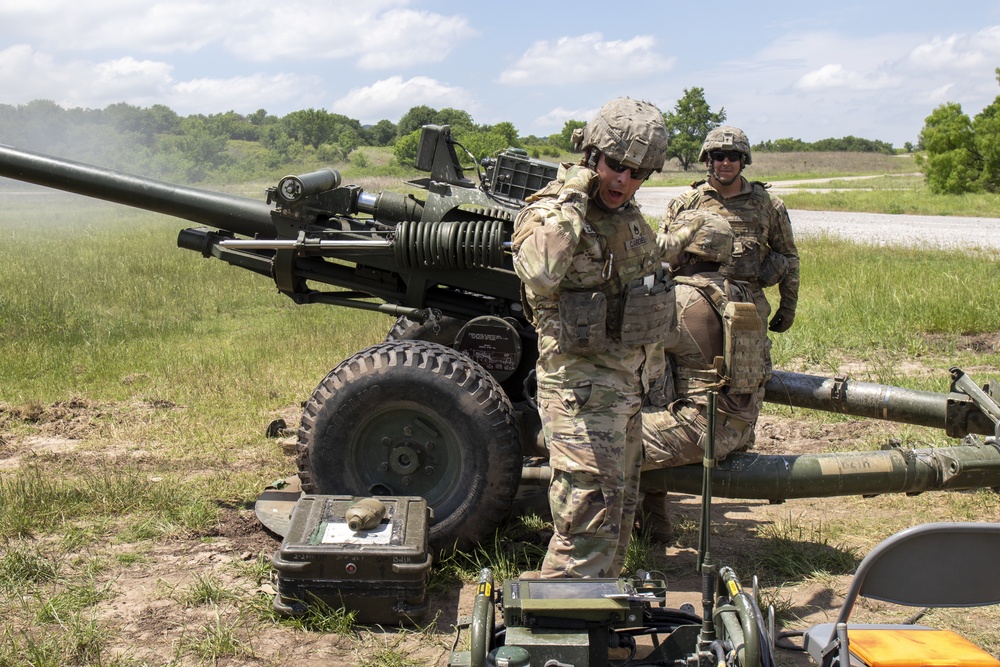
[669,210,734,265]
[572,98,668,171]
[698,125,752,165]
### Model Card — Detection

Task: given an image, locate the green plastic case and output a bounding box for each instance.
[271,495,432,625]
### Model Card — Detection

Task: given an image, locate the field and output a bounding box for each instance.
[2,155,1000,666]
[651,150,918,185]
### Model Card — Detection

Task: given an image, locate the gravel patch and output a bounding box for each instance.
[634,188,1000,250]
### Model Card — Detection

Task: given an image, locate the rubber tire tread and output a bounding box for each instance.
[296,340,521,555]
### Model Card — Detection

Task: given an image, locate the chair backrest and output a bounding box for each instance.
[835,522,1000,625]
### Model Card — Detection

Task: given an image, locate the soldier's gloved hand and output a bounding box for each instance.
[768,306,795,333]
[656,234,677,263]
[656,217,705,265]
[562,165,600,199]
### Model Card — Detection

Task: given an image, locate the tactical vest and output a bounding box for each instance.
[526,179,669,354]
[677,181,771,283]
[671,275,767,395]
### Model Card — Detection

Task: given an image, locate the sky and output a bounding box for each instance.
[2,1,1000,148]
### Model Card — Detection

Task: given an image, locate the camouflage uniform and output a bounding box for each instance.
[663,126,800,380]
[664,181,799,334]
[511,98,697,578]
[640,212,767,540]
[642,273,764,468]
[514,165,657,578]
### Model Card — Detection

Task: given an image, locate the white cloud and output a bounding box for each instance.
[0,43,50,71]
[168,73,323,114]
[222,3,476,68]
[332,75,476,122]
[533,105,599,129]
[0,44,316,114]
[498,33,675,86]
[925,83,956,104]
[0,45,175,107]
[0,1,476,68]
[795,63,899,91]
[907,25,1000,71]
[353,9,478,69]
[94,56,173,83]
[0,1,222,53]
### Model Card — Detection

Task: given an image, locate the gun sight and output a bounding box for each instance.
[273,168,342,203]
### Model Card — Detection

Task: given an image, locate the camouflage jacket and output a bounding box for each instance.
[512,164,664,392]
[656,273,761,424]
[663,177,799,314]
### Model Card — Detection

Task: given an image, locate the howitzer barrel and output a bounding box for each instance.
[0,143,276,239]
[641,442,1000,500]
[527,442,1000,500]
[764,370,996,437]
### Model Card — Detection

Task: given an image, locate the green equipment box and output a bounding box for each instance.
[484,149,559,202]
[271,495,432,625]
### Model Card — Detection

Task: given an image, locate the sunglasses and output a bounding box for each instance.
[709,150,743,163]
[604,155,653,181]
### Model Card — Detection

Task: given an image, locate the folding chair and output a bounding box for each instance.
[803,522,1000,667]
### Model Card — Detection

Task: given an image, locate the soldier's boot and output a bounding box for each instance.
[641,492,674,543]
[519,571,542,579]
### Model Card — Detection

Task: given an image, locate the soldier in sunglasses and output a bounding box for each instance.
[512,98,702,578]
[642,126,800,540]
[664,126,799,338]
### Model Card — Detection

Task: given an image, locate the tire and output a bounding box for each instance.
[297,340,522,555]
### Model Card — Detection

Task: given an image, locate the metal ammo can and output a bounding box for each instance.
[271,495,432,625]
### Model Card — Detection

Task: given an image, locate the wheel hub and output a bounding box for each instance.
[388,444,422,475]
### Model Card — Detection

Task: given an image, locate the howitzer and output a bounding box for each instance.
[2,129,999,554]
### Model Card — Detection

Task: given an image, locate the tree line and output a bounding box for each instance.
[0,95,900,185]
[0,100,570,184]
[751,136,896,155]
[918,67,1000,194]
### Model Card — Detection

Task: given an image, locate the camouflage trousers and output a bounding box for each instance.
[537,382,643,578]
[641,402,754,472]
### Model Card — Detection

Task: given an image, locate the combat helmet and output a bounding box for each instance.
[571,98,668,172]
[669,210,734,265]
[698,126,752,165]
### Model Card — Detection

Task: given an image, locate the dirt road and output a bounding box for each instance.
[635,185,1000,250]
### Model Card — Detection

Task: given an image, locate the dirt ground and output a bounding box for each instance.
[2,399,999,666]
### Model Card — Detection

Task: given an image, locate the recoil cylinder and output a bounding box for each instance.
[393,220,505,270]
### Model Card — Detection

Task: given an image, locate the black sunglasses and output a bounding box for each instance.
[709,150,743,163]
[604,155,653,181]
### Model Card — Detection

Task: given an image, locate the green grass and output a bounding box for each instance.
[176,607,257,662]
[785,175,925,190]
[768,236,1000,386]
[0,611,134,667]
[645,150,918,187]
[782,187,1000,217]
[751,514,859,582]
[0,462,218,541]
[0,196,388,407]
[645,149,1000,218]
